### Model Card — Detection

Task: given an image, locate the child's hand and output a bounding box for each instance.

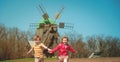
[48,48,52,51]
[48,49,53,53]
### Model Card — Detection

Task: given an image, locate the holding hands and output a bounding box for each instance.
[48,49,53,53]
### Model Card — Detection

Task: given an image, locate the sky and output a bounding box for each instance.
[0,0,120,38]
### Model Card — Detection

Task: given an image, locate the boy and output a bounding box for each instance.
[27,35,51,62]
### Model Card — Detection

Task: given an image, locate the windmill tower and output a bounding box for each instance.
[36,5,59,48]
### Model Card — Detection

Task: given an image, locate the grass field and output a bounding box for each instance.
[0,57,120,62]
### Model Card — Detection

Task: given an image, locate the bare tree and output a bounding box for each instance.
[0,25,31,60]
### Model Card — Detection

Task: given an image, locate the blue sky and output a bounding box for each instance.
[0,0,120,38]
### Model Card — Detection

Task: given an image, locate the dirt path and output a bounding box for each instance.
[45,57,120,62]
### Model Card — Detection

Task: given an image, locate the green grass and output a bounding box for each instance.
[0,58,33,62]
[0,58,57,62]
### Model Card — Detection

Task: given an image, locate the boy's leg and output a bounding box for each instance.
[35,57,39,62]
[38,58,44,62]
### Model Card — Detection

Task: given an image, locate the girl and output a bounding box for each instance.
[50,36,77,62]
[27,35,51,62]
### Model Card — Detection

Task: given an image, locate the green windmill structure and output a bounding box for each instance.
[36,5,65,47]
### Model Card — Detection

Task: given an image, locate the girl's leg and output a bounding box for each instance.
[58,56,64,62]
[63,56,69,62]
[59,60,63,62]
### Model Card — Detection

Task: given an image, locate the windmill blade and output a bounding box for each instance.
[29,23,39,29]
[38,5,49,20]
[55,6,64,21]
[39,5,45,14]
[41,4,48,14]
[59,22,74,29]
[64,23,74,29]
[37,4,47,14]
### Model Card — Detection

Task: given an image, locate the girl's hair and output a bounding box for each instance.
[61,36,69,43]
[34,35,41,40]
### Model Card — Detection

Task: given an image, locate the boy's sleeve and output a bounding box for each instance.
[51,44,60,53]
[69,45,76,53]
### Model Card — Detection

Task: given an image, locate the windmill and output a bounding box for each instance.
[29,5,74,57]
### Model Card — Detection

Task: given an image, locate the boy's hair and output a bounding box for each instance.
[61,36,69,43]
[34,35,41,40]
